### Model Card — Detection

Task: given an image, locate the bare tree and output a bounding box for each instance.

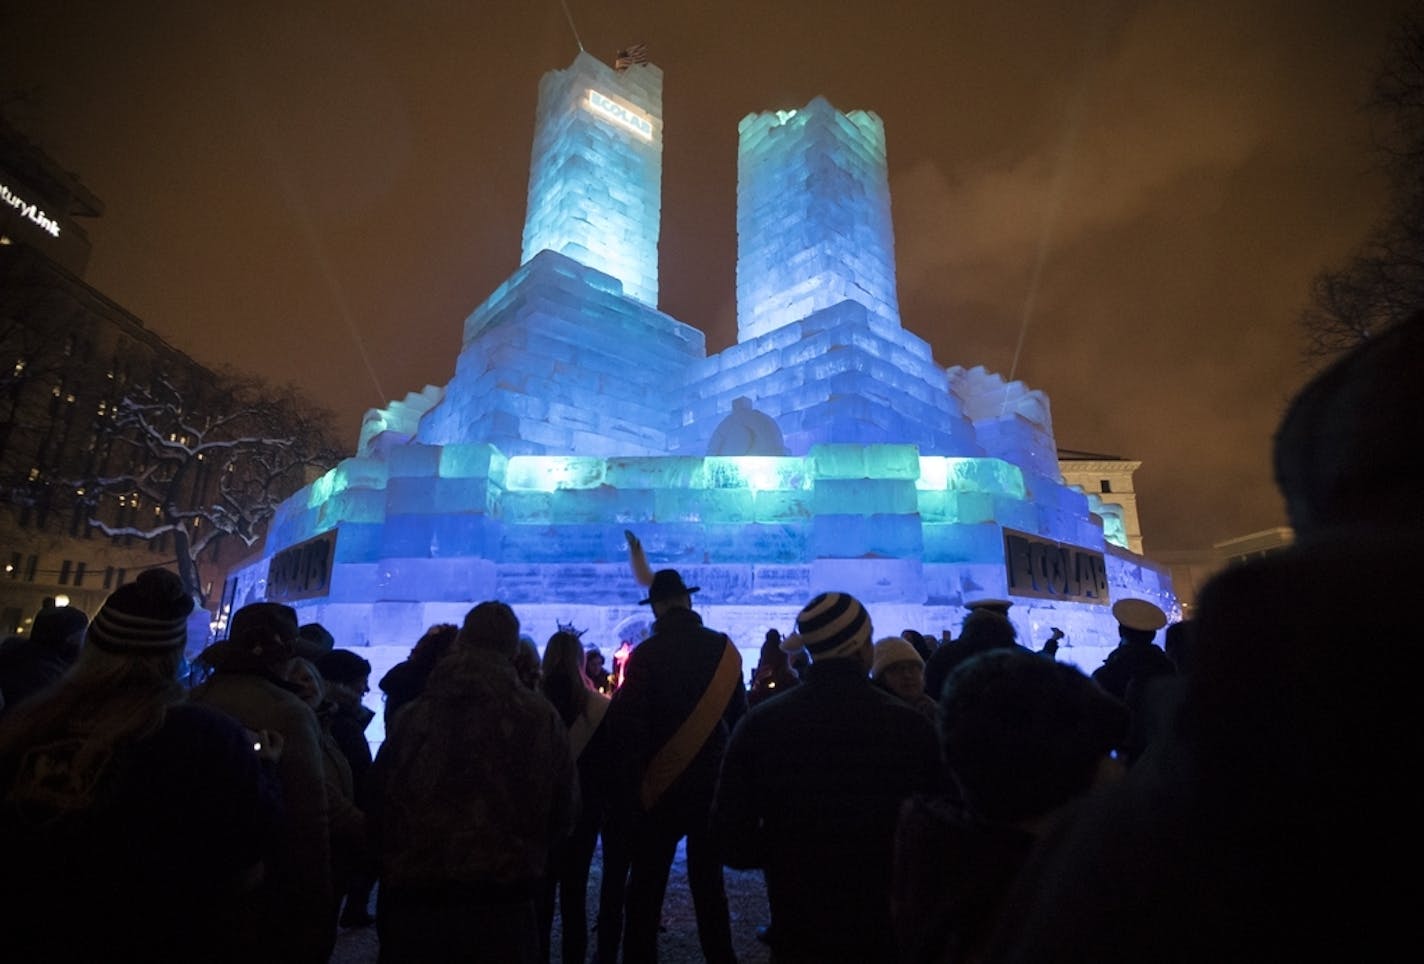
[1303,15,1424,357]
[72,370,342,606]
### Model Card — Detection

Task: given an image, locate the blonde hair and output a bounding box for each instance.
[0,644,185,810]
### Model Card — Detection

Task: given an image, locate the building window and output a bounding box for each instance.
[1100,480,1112,494]
[24,555,38,582]
[74,562,86,587]
[58,560,72,585]
[6,552,19,579]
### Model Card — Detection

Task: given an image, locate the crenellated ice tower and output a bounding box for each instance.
[225,52,1175,714]
[521,52,663,306]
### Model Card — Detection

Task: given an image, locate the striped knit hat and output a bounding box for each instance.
[782,592,873,661]
[87,569,193,654]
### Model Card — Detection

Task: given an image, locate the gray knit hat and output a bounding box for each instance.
[87,569,193,654]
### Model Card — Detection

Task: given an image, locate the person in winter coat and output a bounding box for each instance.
[0,570,278,963]
[537,628,613,964]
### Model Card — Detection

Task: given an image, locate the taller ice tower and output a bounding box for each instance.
[521,51,663,306]
[415,50,700,456]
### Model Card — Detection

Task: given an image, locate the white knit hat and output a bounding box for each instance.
[871,636,924,680]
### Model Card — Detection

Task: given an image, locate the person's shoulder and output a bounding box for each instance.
[167,700,245,731]
[506,680,564,723]
[157,702,256,758]
[379,659,422,693]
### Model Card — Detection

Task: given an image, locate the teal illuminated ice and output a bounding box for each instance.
[521,52,662,307]
[223,53,1175,670]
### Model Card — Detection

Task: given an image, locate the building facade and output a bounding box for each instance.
[1057,450,1145,554]
[0,120,225,636]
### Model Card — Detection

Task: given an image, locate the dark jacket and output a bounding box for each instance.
[370,646,578,888]
[190,669,334,963]
[604,606,747,816]
[378,659,432,727]
[1090,639,1175,702]
[985,529,1424,963]
[892,794,1036,964]
[712,657,943,964]
[1,703,279,962]
[0,636,74,715]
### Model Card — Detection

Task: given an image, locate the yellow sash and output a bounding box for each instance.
[639,637,742,810]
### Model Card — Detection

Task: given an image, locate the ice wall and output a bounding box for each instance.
[737,98,901,341]
[415,250,704,455]
[673,299,981,455]
[521,51,662,307]
[357,386,444,457]
[237,441,1168,645]
[947,366,1060,480]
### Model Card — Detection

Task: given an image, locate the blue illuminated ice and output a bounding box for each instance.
[521,52,662,307]
[225,54,1175,677]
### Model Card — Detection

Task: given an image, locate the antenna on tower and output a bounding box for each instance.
[559,0,584,53]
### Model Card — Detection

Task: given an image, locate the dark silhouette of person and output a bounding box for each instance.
[369,601,577,964]
[315,648,377,928]
[713,592,942,964]
[585,647,612,694]
[191,602,336,963]
[1091,598,1176,765]
[537,630,612,964]
[748,628,800,707]
[983,311,1424,963]
[901,628,935,663]
[0,570,278,962]
[893,648,1128,963]
[1090,598,1174,701]
[0,601,88,715]
[602,569,745,964]
[925,606,1024,701]
[377,622,457,728]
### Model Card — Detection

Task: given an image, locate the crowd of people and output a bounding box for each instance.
[0,312,1417,962]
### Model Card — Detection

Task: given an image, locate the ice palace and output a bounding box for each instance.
[224,51,1175,723]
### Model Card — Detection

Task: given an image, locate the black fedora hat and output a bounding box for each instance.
[640,569,700,605]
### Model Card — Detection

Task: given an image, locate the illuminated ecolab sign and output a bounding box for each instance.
[586,89,654,141]
[1003,529,1110,605]
[0,180,61,238]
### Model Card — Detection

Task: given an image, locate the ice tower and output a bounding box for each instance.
[224,53,1175,714]
[521,52,662,306]
[737,99,900,339]
[673,99,979,456]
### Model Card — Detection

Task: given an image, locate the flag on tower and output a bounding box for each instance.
[615,43,649,71]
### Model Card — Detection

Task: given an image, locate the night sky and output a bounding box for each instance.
[2,1,1412,551]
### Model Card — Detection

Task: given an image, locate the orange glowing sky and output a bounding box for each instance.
[2,0,1414,550]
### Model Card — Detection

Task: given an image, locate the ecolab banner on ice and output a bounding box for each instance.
[267,529,337,603]
[1002,529,1109,604]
